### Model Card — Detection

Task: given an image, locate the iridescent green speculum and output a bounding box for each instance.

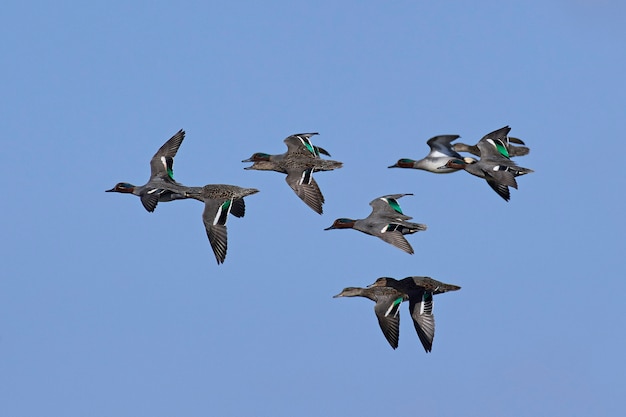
[302,140,315,155]
[221,200,232,210]
[386,198,403,214]
[393,297,403,306]
[495,140,510,159]
[167,168,174,180]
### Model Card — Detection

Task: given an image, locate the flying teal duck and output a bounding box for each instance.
[324,193,427,254]
[368,276,461,352]
[183,185,259,264]
[333,285,408,349]
[453,134,530,157]
[443,126,534,201]
[106,129,193,212]
[242,133,342,214]
[388,134,466,173]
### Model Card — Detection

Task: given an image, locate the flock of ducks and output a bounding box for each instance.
[107,125,533,352]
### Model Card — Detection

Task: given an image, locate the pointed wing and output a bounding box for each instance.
[374,294,403,349]
[508,136,525,145]
[149,129,185,181]
[426,135,463,158]
[201,199,231,264]
[284,133,320,158]
[484,178,511,201]
[376,226,415,254]
[285,170,324,214]
[508,144,530,157]
[476,126,512,160]
[140,189,161,212]
[315,145,331,157]
[230,198,246,218]
[482,168,519,201]
[368,194,413,221]
[408,292,435,352]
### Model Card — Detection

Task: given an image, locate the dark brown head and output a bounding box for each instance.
[388,158,416,169]
[324,218,357,230]
[106,182,136,193]
[242,152,271,163]
[367,277,396,288]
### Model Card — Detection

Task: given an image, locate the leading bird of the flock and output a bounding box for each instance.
[388,132,529,174]
[388,134,468,173]
[442,126,534,201]
[335,276,461,352]
[242,133,343,214]
[106,129,197,212]
[183,185,259,265]
[324,194,427,254]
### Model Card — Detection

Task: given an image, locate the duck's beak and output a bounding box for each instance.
[323,225,336,231]
[332,292,343,298]
[241,158,253,163]
[105,188,115,192]
[388,163,399,168]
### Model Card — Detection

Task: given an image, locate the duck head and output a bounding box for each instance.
[332,287,364,298]
[324,218,357,230]
[242,153,277,171]
[440,157,477,170]
[388,158,416,168]
[106,182,136,193]
[242,152,271,163]
[367,277,395,288]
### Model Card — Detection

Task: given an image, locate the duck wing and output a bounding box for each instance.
[149,129,185,181]
[373,292,405,349]
[408,291,435,352]
[201,198,231,264]
[368,194,414,221]
[285,169,324,214]
[426,135,463,158]
[283,133,321,158]
[375,225,415,254]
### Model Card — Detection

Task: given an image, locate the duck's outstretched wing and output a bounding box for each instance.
[149,129,185,181]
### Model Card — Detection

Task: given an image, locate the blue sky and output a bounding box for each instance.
[2,1,625,416]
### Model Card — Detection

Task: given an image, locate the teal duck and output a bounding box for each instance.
[333,285,407,349]
[368,276,460,352]
[106,129,193,212]
[453,135,530,157]
[443,126,534,201]
[388,134,465,173]
[324,194,427,254]
[242,133,343,214]
[184,185,259,264]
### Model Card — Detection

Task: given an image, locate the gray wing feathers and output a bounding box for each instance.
[409,296,435,353]
[285,173,324,214]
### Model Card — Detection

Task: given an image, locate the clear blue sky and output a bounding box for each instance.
[2,1,624,416]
